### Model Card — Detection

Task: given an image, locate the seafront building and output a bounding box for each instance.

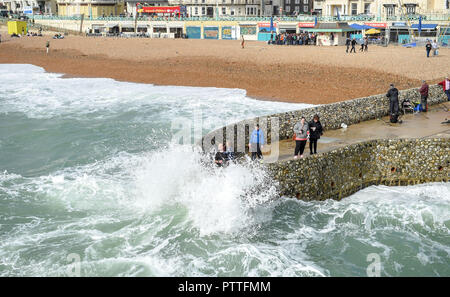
[1,0,57,14]
[2,0,448,17]
[315,0,449,17]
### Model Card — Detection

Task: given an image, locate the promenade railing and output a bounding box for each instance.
[27,13,450,23]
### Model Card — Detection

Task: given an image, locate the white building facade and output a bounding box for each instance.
[2,0,57,14]
[317,0,449,17]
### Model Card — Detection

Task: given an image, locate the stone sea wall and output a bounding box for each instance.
[200,85,449,201]
[267,138,449,200]
[200,84,447,151]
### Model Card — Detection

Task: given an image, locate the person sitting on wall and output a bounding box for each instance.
[215,143,228,167]
[225,141,235,162]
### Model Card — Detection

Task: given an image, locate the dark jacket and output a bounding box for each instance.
[386,87,399,102]
[309,120,323,140]
[351,39,357,46]
[426,43,432,50]
[419,83,429,96]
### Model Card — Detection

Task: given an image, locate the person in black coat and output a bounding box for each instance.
[309,114,323,155]
[426,41,432,58]
[350,38,357,53]
[386,83,400,117]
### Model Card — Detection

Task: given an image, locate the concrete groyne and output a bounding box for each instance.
[201,85,449,201]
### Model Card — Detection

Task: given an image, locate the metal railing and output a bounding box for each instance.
[9,13,450,23]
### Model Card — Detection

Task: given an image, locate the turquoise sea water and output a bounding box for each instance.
[0,64,449,276]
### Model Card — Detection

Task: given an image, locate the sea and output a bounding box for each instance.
[0,64,448,276]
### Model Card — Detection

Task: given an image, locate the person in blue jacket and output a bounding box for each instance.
[249,124,264,161]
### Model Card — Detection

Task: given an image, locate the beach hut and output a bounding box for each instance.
[7,21,27,35]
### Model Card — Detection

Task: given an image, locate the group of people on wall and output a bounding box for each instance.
[388,77,450,123]
[214,77,450,166]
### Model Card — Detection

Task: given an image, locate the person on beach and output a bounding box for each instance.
[426,41,432,58]
[386,83,400,119]
[215,143,228,167]
[432,40,439,56]
[249,124,264,161]
[419,80,429,112]
[364,37,369,52]
[293,117,309,159]
[46,41,50,55]
[309,115,323,155]
[241,35,245,49]
[350,38,357,53]
[359,39,365,52]
[345,37,351,53]
[438,77,450,101]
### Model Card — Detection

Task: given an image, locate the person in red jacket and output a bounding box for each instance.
[438,77,450,101]
[419,80,429,112]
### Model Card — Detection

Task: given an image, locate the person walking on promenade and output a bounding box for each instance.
[345,37,351,53]
[350,38,357,53]
[309,114,323,155]
[419,80,429,112]
[241,35,245,49]
[386,84,400,121]
[426,40,432,58]
[45,40,50,55]
[249,124,264,161]
[293,117,309,159]
[438,77,450,101]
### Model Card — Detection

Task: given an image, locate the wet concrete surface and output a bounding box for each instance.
[262,102,450,163]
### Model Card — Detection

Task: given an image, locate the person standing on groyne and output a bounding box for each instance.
[438,77,450,101]
[293,117,309,159]
[386,84,400,122]
[419,80,429,112]
[309,115,323,155]
[249,124,264,161]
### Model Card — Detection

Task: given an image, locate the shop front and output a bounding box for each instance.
[257,22,277,41]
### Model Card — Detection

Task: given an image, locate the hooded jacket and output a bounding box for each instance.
[386,87,399,102]
[293,121,309,141]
